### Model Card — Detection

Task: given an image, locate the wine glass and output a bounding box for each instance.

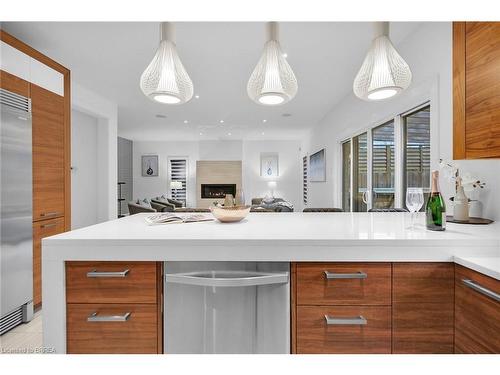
[406,188,424,229]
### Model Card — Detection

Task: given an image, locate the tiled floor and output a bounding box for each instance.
[0,311,45,354]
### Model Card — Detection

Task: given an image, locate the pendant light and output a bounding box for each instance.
[353,22,412,101]
[140,22,193,105]
[247,22,298,106]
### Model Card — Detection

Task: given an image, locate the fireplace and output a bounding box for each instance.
[201,184,237,199]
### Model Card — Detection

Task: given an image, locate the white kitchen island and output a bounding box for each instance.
[42,212,500,353]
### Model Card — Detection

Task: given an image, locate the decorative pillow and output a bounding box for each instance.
[262,196,275,204]
[138,198,152,208]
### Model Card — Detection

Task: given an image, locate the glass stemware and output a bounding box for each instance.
[406,188,424,229]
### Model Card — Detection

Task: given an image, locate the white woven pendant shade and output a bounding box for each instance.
[247,22,298,106]
[140,22,193,105]
[353,22,412,101]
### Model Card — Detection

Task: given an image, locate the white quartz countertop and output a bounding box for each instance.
[45,212,500,246]
[42,212,500,265]
[454,256,500,280]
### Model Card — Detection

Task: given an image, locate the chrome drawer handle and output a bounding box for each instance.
[324,271,367,279]
[324,315,367,325]
[40,212,61,218]
[462,279,500,302]
[87,312,131,322]
[86,269,130,278]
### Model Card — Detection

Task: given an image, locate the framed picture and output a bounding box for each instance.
[260,152,279,177]
[310,148,326,182]
[142,155,159,177]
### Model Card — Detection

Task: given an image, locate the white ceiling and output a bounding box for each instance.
[2,22,422,141]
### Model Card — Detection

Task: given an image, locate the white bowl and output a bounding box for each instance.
[209,205,251,223]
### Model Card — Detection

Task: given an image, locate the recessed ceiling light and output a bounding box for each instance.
[262,119,267,123]
[283,53,288,58]
[199,132,203,135]
[183,120,189,124]
[220,120,224,124]
[261,132,265,135]
[155,114,167,119]
[195,95,200,99]
[282,113,292,117]
[227,132,231,136]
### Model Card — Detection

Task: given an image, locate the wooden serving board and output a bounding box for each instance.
[446,216,493,225]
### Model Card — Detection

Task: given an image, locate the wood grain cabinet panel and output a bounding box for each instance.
[393,263,454,303]
[31,83,65,221]
[296,306,392,354]
[0,69,30,97]
[296,263,391,306]
[453,21,500,159]
[66,261,158,304]
[392,263,454,354]
[455,265,500,353]
[67,304,159,354]
[392,303,454,353]
[33,217,65,307]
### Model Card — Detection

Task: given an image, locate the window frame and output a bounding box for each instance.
[340,101,431,211]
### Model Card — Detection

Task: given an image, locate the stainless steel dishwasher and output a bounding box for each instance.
[164,262,290,354]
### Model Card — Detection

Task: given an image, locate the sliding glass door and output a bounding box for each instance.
[352,132,368,212]
[341,102,431,212]
[372,121,395,209]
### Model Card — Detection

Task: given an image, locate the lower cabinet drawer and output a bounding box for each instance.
[296,306,392,354]
[67,304,159,354]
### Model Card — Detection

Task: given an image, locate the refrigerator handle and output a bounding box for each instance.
[165,271,289,287]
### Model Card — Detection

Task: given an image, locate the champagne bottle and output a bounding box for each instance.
[426,170,446,231]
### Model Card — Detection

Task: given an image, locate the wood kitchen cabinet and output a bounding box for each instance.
[65,261,163,354]
[33,217,65,307]
[453,22,500,159]
[294,262,392,354]
[455,265,500,353]
[31,84,66,222]
[292,262,456,354]
[392,263,454,353]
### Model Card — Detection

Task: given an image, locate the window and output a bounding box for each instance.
[403,105,431,208]
[169,158,187,206]
[372,120,395,209]
[341,103,431,212]
[302,155,308,205]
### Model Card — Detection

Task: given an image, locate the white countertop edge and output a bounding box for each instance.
[454,256,500,281]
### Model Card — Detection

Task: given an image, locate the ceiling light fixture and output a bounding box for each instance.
[219,120,224,124]
[262,119,267,123]
[353,22,412,101]
[227,132,232,136]
[195,95,200,99]
[247,22,298,106]
[140,22,193,105]
[183,120,189,124]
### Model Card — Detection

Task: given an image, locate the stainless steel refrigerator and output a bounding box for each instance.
[0,88,34,335]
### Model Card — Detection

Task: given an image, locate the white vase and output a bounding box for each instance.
[469,200,483,218]
[453,178,469,222]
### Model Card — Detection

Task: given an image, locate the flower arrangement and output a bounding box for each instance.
[439,159,486,199]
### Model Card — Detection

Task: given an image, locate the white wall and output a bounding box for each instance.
[242,140,302,209]
[303,22,500,220]
[132,139,303,210]
[72,82,118,222]
[71,110,98,229]
[133,141,200,206]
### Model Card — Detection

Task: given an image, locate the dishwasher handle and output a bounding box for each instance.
[165,270,289,287]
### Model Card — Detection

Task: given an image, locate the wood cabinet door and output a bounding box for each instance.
[455,265,500,353]
[67,304,159,354]
[392,263,454,353]
[296,306,392,354]
[33,217,65,307]
[296,263,391,306]
[454,22,500,159]
[31,84,65,221]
